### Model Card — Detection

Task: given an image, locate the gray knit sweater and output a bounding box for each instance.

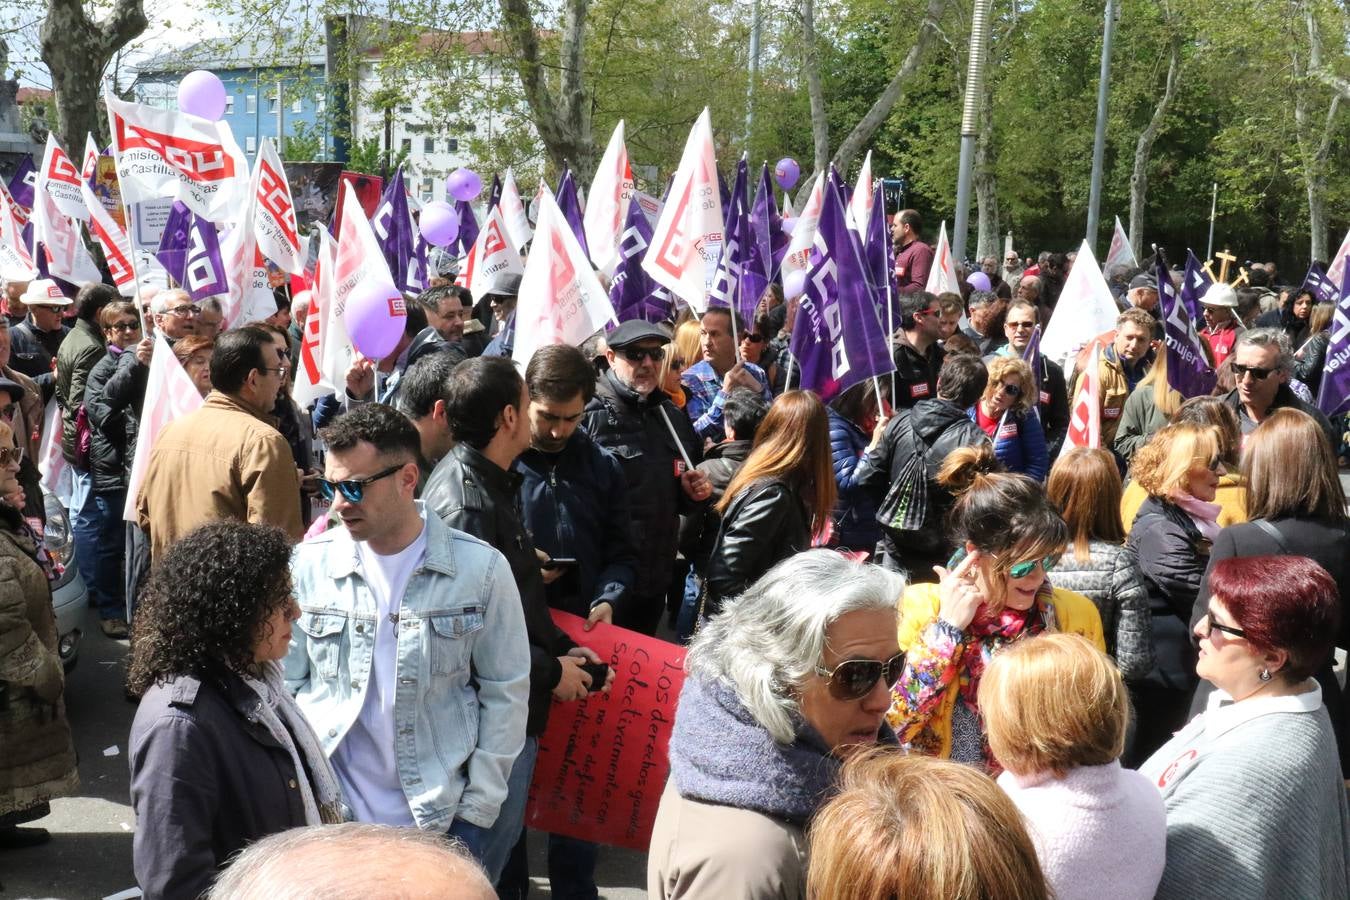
[1051,541,1154,681]
[1138,683,1350,899]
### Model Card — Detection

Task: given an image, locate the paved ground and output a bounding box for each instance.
[1,604,647,899]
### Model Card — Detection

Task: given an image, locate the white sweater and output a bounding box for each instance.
[998,761,1166,900]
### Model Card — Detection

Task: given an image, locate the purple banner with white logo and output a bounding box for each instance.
[1317,266,1350,417]
[7,155,35,210]
[609,192,672,323]
[372,167,416,292]
[1158,256,1216,398]
[155,200,193,286]
[1179,250,1211,324]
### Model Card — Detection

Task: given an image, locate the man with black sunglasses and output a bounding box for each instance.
[1221,328,1337,448]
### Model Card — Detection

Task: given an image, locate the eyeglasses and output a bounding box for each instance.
[317,464,405,503]
[164,305,200,318]
[0,446,23,466]
[1232,363,1276,381]
[110,320,141,332]
[258,364,290,377]
[814,652,906,701]
[1201,609,1246,640]
[999,382,1023,399]
[620,346,665,364]
[1003,554,1059,579]
[1006,321,1036,331]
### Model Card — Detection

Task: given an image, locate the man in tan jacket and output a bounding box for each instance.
[136,324,303,562]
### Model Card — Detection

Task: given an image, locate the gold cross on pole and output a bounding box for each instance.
[1202,261,1219,283]
[1233,267,1250,287]
[1214,249,1237,284]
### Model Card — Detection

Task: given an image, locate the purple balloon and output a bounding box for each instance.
[774,158,800,191]
[345,278,407,358]
[419,201,459,248]
[783,269,807,298]
[178,70,228,121]
[447,168,482,203]
[966,271,991,292]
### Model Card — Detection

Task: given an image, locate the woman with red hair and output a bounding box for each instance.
[1139,555,1349,899]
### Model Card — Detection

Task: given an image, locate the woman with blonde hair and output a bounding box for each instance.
[1124,421,1223,763]
[657,341,690,409]
[1121,395,1246,529]
[887,448,1104,767]
[701,391,835,619]
[967,356,1048,480]
[1047,448,1153,682]
[980,634,1166,900]
[806,751,1048,900]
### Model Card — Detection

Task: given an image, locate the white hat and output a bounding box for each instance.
[19,279,73,307]
[1200,283,1238,309]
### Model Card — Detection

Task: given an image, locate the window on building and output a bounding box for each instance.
[246,94,257,114]
[446,138,459,152]
[399,105,413,114]
[245,135,257,153]
[267,96,278,113]
[315,94,326,113]
[424,137,435,154]
[420,178,434,202]
[291,95,303,113]
[401,138,412,153]
[225,95,235,115]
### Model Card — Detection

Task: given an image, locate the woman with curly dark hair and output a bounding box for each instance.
[128,521,343,900]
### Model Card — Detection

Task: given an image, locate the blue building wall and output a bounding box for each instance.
[132,64,331,162]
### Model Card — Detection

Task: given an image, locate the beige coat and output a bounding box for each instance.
[647,780,807,900]
[3,366,44,464]
[0,518,78,820]
[136,391,303,562]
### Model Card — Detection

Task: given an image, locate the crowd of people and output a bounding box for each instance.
[1,208,1349,900]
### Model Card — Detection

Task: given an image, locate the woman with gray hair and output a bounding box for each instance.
[648,550,906,899]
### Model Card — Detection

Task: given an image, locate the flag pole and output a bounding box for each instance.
[871,376,885,419]
[1206,182,1217,261]
[656,405,695,471]
[878,180,896,402]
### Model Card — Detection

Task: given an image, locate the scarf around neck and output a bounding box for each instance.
[1171,491,1222,542]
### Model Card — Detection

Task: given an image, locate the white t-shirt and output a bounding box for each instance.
[332,519,428,826]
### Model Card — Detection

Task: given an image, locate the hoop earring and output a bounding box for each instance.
[1259,669,1273,683]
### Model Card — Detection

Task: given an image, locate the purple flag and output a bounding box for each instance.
[862,180,898,331]
[709,158,768,328]
[7,155,35,210]
[789,172,896,402]
[454,200,479,259]
[1317,266,1350,417]
[487,173,502,212]
[1303,262,1339,303]
[408,235,431,292]
[372,167,416,292]
[1179,250,1211,323]
[182,215,229,301]
[748,163,788,286]
[554,170,589,259]
[1021,324,1043,394]
[1157,255,1216,398]
[156,201,193,286]
[609,196,673,323]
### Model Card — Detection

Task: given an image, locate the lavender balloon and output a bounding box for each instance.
[419,201,459,247]
[966,271,991,292]
[345,278,406,358]
[178,70,228,121]
[774,158,800,191]
[447,168,483,202]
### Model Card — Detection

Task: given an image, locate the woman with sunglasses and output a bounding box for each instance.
[1124,421,1222,765]
[0,420,78,851]
[737,316,779,394]
[650,550,905,900]
[701,391,835,620]
[1139,556,1350,900]
[967,356,1048,481]
[887,448,1104,769]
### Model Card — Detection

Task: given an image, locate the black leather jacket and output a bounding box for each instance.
[580,371,704,606]
[423,442,575,735]
[84,348,148,493]
[703,477,810,617]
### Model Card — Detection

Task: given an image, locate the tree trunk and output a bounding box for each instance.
[496,0,596,174]
[1127,31,1181,260]
[974,74,999,260]
[39,0,148,157]
[1300,0,1342,263]
[800,0,830,177]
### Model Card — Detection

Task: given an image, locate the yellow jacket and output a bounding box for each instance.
[1120,473,1247,532]
[889,583,1105,760]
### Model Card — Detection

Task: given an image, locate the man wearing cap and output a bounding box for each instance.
[480,275,522,358]
[891,209,934,295]
[1199,283,1245,369]
[581,320,709,635]
[1118,272,1161,317]
[9,279,71,391]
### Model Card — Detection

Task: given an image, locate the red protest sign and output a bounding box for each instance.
[526,610,686,851]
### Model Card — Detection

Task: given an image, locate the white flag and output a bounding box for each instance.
[37,399,72,507]
[1060,341,1104,457]
[781,174,824,277]
[584,120,634,275]
[499,168,533,250]
[251,137,304,274]
[123,333,207,521]
[106,92,249,221]
[925,221,957,295]
[78,137,137,296]
[642,108,723,313]
[0,188,36,282]
[1103,215,1138,274]
[634,190,663,227]
[220,221,273,328]
[467,205,524,299]
[334,180,403,354]
[1327,227,1350,290]
[512,191,616,367]
[39,134,89,222]
[1041,239,1120,376]
[781,193,796,218]
[31,183,101,286]
[848,150,873,234]
[293,226,348,407]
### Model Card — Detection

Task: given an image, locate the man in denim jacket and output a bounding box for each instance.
[286,405,530,866]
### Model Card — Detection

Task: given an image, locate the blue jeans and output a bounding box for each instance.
[548,834,599,899]
[69,470,115,621]
[481,735,538,885]
[91,490,127,621]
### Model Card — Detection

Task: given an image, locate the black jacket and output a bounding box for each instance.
[129,671,309,900]
[515,428,638,621]
[423,442,575,735]
[84,348,148,493]
[9,319,67,399]
[890,336,945,409]
[1221,385,1338,450]
[854,397,991,572]
[1126,496,1208,692]
[680,438,752,570]
[580,370,704,607]
[703,477,811,616]
[1294,330,1331,392]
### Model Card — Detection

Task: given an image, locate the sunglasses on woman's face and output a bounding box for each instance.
[741,333,766,344]
[1005,554,1058,579]
[814,652,906,701]
[999,382,1022,398]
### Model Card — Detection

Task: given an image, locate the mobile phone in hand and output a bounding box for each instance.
[542,557,579,569]
[580,662,610,693]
